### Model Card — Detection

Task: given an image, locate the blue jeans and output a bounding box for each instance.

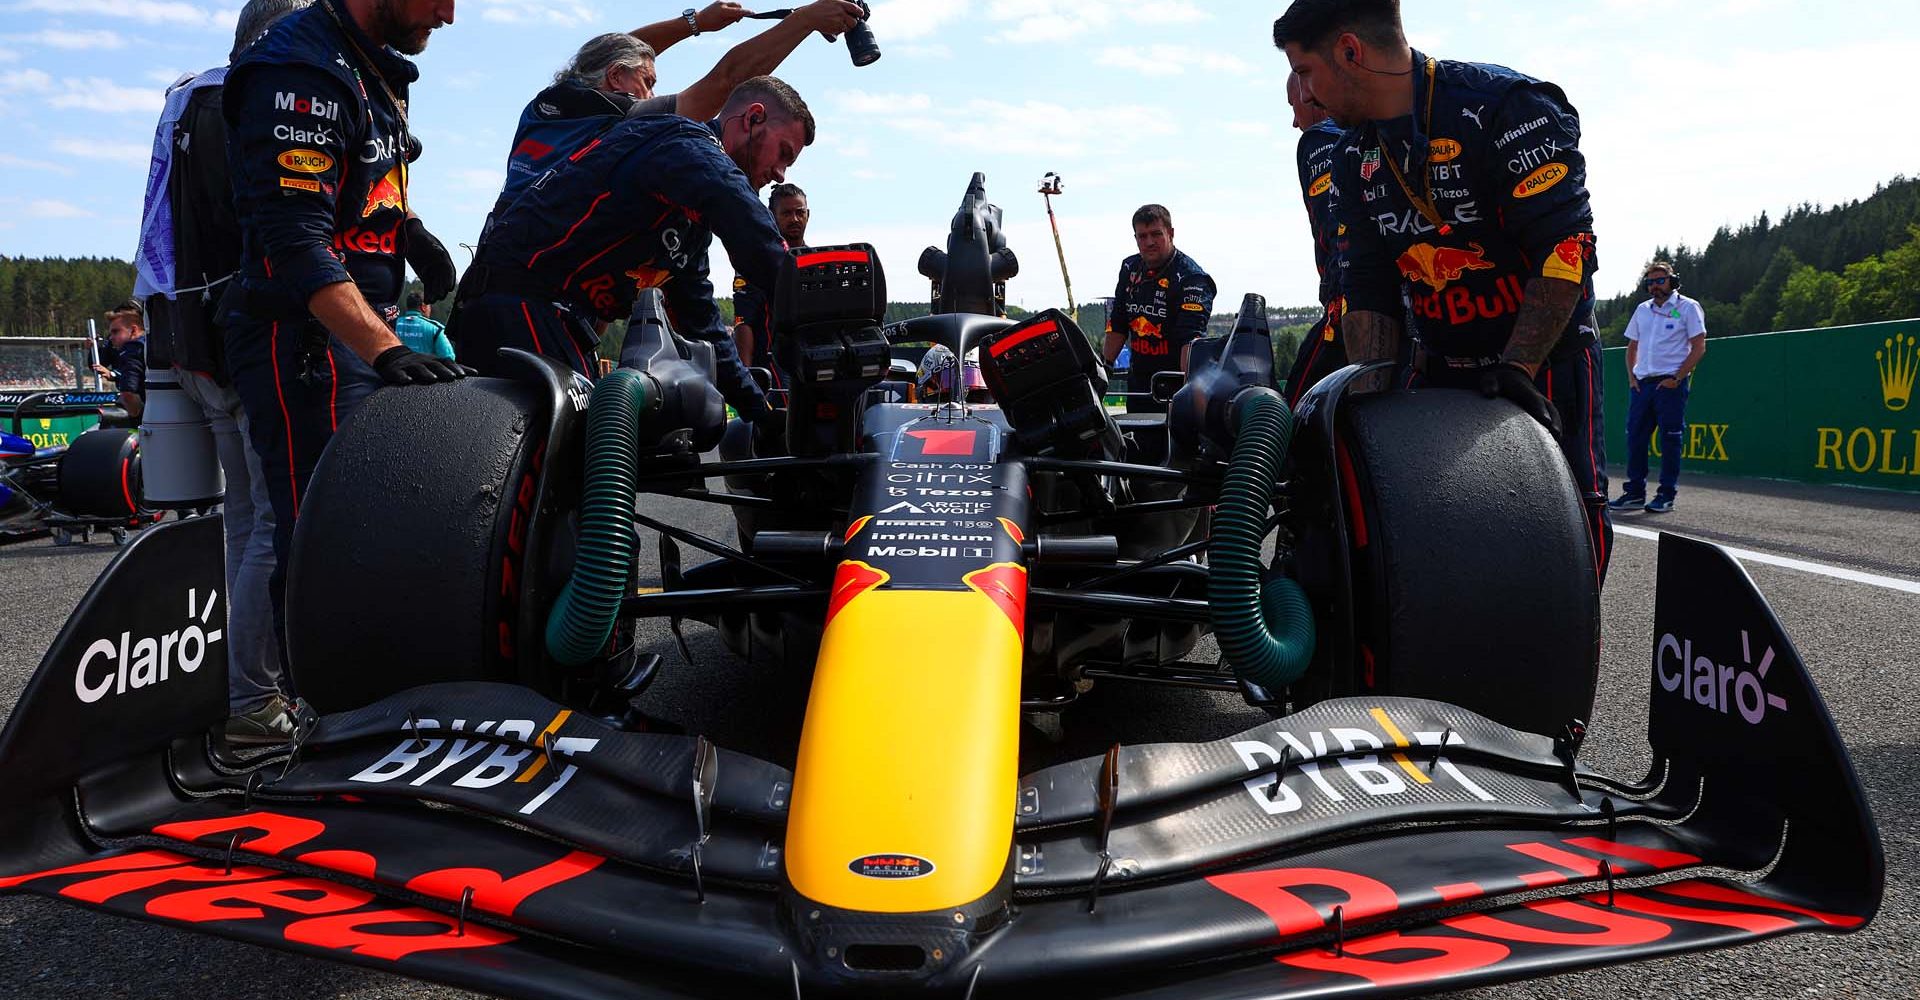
[1624,377,1689,499]
[176,369,283,714]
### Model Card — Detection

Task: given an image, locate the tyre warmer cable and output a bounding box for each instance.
[1209,387,1316,689]
[546,369,654,666]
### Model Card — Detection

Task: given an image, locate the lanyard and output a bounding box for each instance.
[322,0,410,213]
[1378,58,1448,236]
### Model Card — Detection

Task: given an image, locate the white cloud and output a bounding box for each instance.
[11,0,219,26]
[146,68,188,85]
[1129,1,1206,25]
[0,68,52,92]
[0,47,15,62]
[0,151,73,173]
[825,136,873,160]
[474,0,597,27]
[50,77,163,113]
[865,0,969,41]
[26,198,94,218]
[6,28,127,49]
[51,136,149,163]
[832,90,933,115]
[1224,121,1274,138]
[985,0,1209,43]
[851,168,893,181]
[885,97,1179,156]
[892,43,953,60]
[1095,44,1250,77]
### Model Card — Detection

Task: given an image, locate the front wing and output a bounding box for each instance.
[0,516,1882,998]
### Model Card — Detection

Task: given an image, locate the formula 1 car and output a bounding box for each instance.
[0,389,147,545]
[0,175,1881,999]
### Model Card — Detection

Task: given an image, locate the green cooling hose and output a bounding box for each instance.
[546,369,653,666]
[1209,388,1317,690]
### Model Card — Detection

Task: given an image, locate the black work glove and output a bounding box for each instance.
[373,345,474,386]
[403,217,457,303]
[738,395,776,426]
[1478,362,1562,440]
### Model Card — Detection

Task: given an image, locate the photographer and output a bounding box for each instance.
[486,1,863,224]
[94,302,148,420]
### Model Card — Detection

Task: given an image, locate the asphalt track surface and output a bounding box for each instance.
[1,470,1915,999]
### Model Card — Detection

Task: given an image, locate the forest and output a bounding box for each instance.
[1592,175,1920,343]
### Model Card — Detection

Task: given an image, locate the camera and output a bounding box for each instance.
[844,1,880,67]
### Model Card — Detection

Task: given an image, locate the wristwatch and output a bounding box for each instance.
[682,7,701,35]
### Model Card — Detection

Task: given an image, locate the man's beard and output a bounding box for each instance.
[782,224,807,243]
[734,147,765,190]
[374,0,433,54]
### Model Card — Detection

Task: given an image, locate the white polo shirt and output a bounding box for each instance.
[1624,292,1706,379]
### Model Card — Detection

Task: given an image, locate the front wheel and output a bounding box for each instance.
[286,377,552,713]
[1336,387,1600,735]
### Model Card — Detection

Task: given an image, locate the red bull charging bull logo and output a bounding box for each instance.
[963,563,1028,641]
[625,265,671,290]
[361,167,405,218]
[1396,242,1496,293]
[825,561,889,627]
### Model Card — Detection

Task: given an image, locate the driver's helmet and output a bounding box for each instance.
[914,345,991,404]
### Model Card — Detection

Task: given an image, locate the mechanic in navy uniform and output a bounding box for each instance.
[222,0,468,648]
[1282,72,1349,409]
[1100,205,1217,414]
[95,302,149,419]
[454,76,814,426]
[731,181,810,380]
[485,1,862,231]
[1274,0,1612,583]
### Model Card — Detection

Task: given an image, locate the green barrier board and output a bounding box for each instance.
[1601,318,1919,492]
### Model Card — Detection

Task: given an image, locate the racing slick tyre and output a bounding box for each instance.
[1340,387,1599,736]
[57,427,140,517]
[287,377,549,713]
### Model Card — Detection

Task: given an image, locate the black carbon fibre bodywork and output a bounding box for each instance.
[0,518,1882,998]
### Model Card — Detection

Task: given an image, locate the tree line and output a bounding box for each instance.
[0,257,139,338]
[1594,175,1920,343]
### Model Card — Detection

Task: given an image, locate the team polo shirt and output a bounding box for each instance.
[1624,292,1705,378]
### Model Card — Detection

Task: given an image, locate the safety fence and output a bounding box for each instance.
[1599,318,1920,493]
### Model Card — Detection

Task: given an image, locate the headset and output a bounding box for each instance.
[1345,45,1413,76]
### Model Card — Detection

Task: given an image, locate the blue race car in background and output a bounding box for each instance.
[1,390,148,546]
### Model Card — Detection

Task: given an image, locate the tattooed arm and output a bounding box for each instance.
[1500,277,1583,375]
[1341,309,1403,392]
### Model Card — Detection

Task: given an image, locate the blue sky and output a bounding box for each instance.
[3,0,1919,313]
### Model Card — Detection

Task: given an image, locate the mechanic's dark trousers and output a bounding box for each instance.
[1417,340,1612,585]
[1622,375,1689,501]
[227,317,382,670]
[1284,313,1347,409]
[453,293,601,380]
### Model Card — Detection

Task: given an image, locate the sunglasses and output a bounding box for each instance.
[1644,276,1671,286]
